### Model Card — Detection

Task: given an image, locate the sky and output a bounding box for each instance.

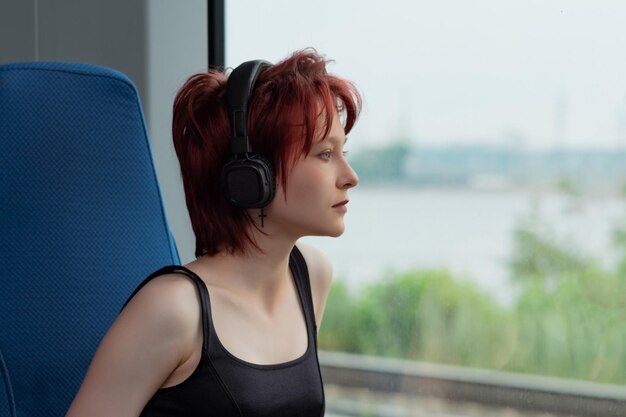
[226,0,626,151]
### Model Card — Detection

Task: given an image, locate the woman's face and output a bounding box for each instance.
[267,110,359,239]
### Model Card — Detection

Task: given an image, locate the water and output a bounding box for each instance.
[301,187,626,304]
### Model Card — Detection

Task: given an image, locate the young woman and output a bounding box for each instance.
[66,48,361,417]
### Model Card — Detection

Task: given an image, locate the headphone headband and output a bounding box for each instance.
[226,60,271,154]
[222,59,276,209]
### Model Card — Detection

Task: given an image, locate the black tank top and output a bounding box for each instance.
[124,246,325,417]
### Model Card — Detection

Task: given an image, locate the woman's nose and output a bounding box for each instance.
[339,159,359,189]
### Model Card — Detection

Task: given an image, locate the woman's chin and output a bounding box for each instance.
[326,223,346,238]
[304,225,345,238]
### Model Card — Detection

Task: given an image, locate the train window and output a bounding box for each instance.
[225,1,626,415]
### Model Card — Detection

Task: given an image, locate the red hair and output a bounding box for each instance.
[172,48,362,257]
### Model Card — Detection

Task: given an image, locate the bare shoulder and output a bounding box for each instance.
[123,272,202,332]
[295,242,333,327]
[130,272,202,311]
[296,242,333,286]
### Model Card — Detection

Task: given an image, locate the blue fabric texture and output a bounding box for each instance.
[0,62,180,417]
[0,349,16,417]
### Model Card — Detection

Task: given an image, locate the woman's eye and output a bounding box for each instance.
[318,149,349,160]
[319,150,333,160]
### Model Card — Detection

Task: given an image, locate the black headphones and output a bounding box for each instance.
[222,60,276,208]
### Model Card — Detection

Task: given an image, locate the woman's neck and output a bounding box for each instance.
[188,230,299,312]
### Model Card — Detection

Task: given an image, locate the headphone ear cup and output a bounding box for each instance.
[253,153,276,205]
[222,153,275,208]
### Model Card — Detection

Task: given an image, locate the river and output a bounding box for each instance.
[301,187,626,305]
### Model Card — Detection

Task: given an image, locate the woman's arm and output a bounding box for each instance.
[66,274,202,417]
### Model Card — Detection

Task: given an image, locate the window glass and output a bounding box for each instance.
[226,1,626,414]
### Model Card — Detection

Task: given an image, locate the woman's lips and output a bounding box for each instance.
[332,200,349,211]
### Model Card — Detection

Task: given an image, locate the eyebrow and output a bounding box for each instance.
[325,135,348,145]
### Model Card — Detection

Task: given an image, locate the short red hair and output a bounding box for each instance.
[172,49,362,257]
